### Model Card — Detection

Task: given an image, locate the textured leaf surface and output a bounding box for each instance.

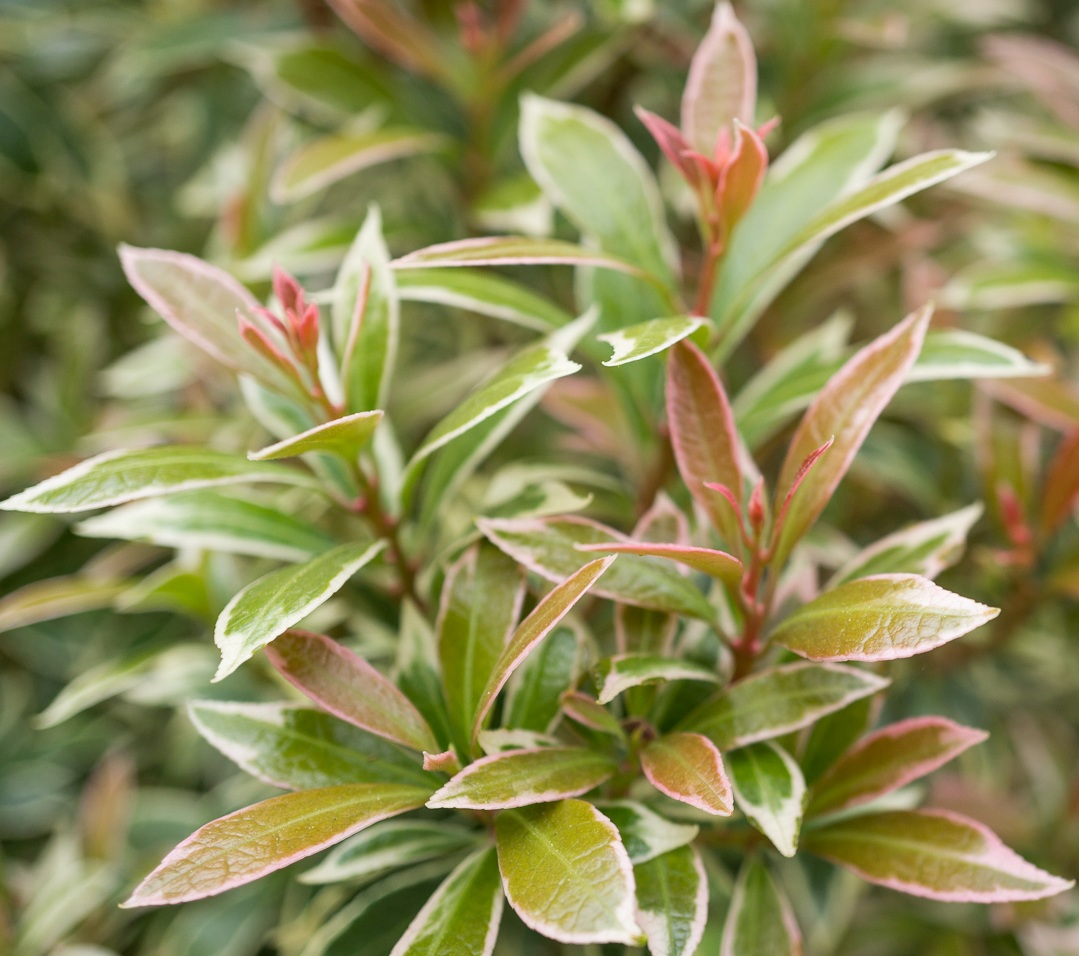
[679,663,888,749]
[635,846,708,956]
[598,316,705,367]
[804,809,1074,902]
[579,540,742,590]
[772,305,933,566]
[496,800,642,945]
[599,802,699,865]
[727,742,806,857]
[1,447,313,514]
[188,701,435,790]
[771,574,998,662]
[594,655,720,705]
[720,859,802,956]
[267,629,438,753]
[76,492,332,562]
[213,542,385,681]
[124,784,432,906]
[480,516,715,620]
[807,717,988,818]
[249,411,383,462]
[641,733,733,816]
[391,848,503,956]
[427,748,615,810]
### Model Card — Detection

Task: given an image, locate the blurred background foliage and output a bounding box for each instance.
[1,1,1077,954]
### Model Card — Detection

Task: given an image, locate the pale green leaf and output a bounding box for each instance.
[635,845,708,956]
[598,801,699,865]
[393,236,644,276]
[504,626,580,733]
[248,410,383,462]
[720,859,802,956]
[908,328,1049,382]
[599,316,705,367]
[727,742,806,857]
[0,574,128,634]
[594,655,720,705]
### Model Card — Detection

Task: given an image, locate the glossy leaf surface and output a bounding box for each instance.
[635,846,708,956]
[248,410,383,462]
[394,236,643,275]
[599,802,699,865]
[598,316,705,367]
[641,732,733,816]
[593,655,720,705]
[727,742,806,857]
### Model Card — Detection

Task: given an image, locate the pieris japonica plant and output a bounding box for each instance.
[3,4,1072,954]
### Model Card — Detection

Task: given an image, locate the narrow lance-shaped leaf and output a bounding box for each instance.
[771,573,999,663]
[0,447,317,514]
[641,732,733,816]
[803,809,1074,902]
[727,742,806,858]
[635,846,708,956]
[267,629,438,753]
[907,329,1050,383]
[678,662,889,750]
[1041,424,1079,535]
[427,748,616,810]
[122,783,433,907]
[599,316,706,367]
[390,847,503,956]
[599,802,700,865]
[593,655,720,705]
[187,700,436,790]
[807,717,988,818]
[472,556,614,744]
[771,305,933,568]
[393,236,646,276]
[496,800,642,946]
[248,410,382,462]
[681,1,757,154]
[720,859,803,956]
[578,540,742,590]
[667,340,751,552]
[213,541,386,681]
[504,626,580,733]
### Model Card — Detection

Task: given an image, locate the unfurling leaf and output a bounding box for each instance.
[720,859,802,956]
[771,574,998,662]
[804,809,1074,902]
[123,783,432,906]
[727,742,806,858]
[641,732,733,816]
[266,629,438,753]
[495,800,642,945]
[635,845,708,956]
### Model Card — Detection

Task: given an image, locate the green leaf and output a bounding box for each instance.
[393,236,645,276]
[0,574,128,635]
[333,205,399,412]
[635,845,708,956]
[771,573,999,662]
[188,700,436,790]
[271,128,443,202]
[720,859,802,956]
[561,691,627,741]
[803,809,1074,902]
[301,821,480,885]
[0,447,316,514]
[471,557,614,744]
[641,732,733,816]
[438,546,525,756]
[594,655,720,705]
[943,259,1079,311]
[907,329,1050,382]
[519,94,676,283]
[504,626,580,733]
[396,268,572,330]
[579,540,743,590]
[828,503,983,586]
[248,410,383,462]
[267,629,439,753]
[798,696,874,786]
[390,848,503,956]
[807,717,988,818]
[254,42,391,119]
[727,742,806,857]
[213,541,386,681]
[771,304,933,568]
[427,748,616,810]
[479,516,715,620]
[598,802,699,865]
[598,316,706,367]
[123,783,432,907]
[76,491,334,562]
[398,600,454,752]
[679,662,888,749]
[495,800,642,945]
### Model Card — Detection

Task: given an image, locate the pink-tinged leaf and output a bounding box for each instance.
[804,809,1075,902]
[641,732,733,816]
[118,245,275,383]
[427,747,616,810]
[720,859,803,956]
[326,0,447,80]
[635,106,694,180]
[807,717,988,818]
[562,691,626,739]
[719,122,769,231]
[771,305,933,567]
[771,573,999,663]
[681,2,757,155]
[1041,424,1079,535]
[773,438,833,533]
[496,800,643,945]
[471,557,615,745]
[667,341,752,552]
[635,845,708,956]
[422,750,461,775]
[393,236,644,276]
[248,411,383,462]
[122,783,432,907]
[577,541,742,590]
[267,630,438,753]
